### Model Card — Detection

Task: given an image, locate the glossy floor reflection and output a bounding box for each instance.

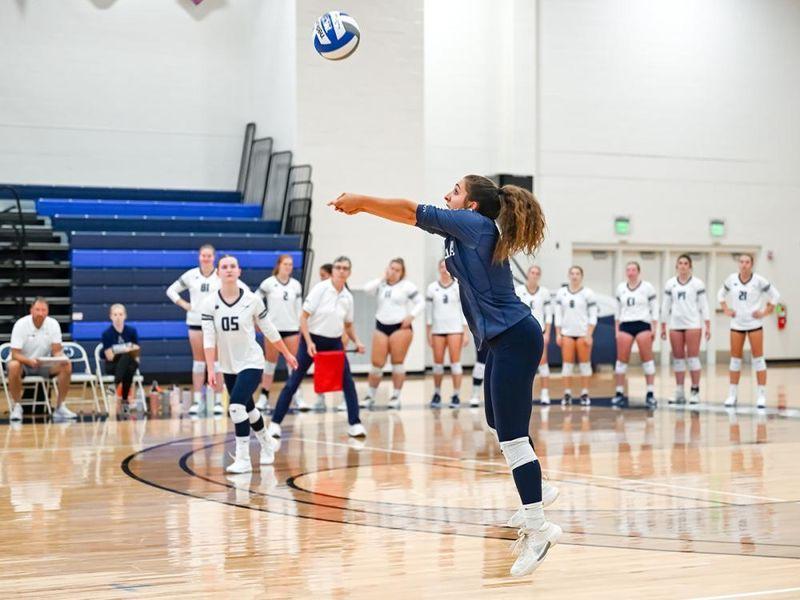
[1,366,800,598]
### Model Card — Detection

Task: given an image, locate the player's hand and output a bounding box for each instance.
[705,326,711,341]
[724,308,736,318]
[585,335,594,347]
[356,342,366,354]
[400,317,413,329]
[427,333,433,348]
[284,352,299,370]
[660,326,667,340]
[207,371,217,388]
[752,309,764,319]
[307,342,317,357]
[556,334,563,347]
[462,333,470,348]
[328,193,362,215]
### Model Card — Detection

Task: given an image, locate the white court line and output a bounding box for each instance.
[293,436,788,504]
[686,586,800,600]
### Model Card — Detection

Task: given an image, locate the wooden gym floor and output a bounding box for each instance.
[1,365,799,599]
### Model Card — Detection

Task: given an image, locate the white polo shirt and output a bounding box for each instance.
[303,280,354,338]
[10,315,62,359]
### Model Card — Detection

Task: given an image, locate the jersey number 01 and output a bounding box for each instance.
[221,316,239,331]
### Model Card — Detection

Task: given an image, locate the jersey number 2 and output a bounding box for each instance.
[221,316,239,331]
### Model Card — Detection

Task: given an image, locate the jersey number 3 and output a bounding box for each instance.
[221,316,239,331]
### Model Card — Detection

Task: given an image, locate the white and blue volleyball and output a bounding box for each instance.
[313,11,360,60]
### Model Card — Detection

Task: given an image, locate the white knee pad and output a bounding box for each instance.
[472,362,485,379]
[499,437,538,470]
[450,362,463,375]
[192,360,206,374]
[264,360,277,376]
[248,408,262,424]
[228,403,247,424]
[615,360,628,375]
[752,356,767,372]
[579,362,593,376]
[642,360,656,376]
[214,361,221,373]
[537,363,550,377]
[561,363,574,376]
[432,363,445,375]
[729,357,742,372]
[673,358,686,373]
[370,365,383,377]
[687,356,702,371]
[392,364,405,375]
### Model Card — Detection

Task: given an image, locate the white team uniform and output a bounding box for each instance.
[166,267,221,327]
[363,278,425,325]
[200,289,281,374]
[717,273,780,331]
[615,281,659,323]
[515,284,553,330]
[257,276,303,333]
[426,280,467,335]
[661,276,710,329]
[555,286,598,337]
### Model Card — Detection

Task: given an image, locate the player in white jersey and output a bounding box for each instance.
[661,254,711,405]
[426,259,470,408]
[516,265,553,405]
[612,262,659,408]
[554,266,597,405]
[200,255,298,473]
[717,253,780,408]
[254,254,306,413]
[166,244,225,416]
[360,258,425,409]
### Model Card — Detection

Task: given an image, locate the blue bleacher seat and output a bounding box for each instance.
[73,320,189,340]
[37,199,259,218]
[7,184,240,202]
[67,231,301,250]
[71,249,302,269]
[52,215,281,235]
[72,268,297,287]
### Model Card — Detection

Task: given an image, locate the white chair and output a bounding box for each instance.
[59,342,102,414]
[93,343,146,413]
[0,342,52,416]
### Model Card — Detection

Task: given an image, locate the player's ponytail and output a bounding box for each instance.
[464,175,546,263]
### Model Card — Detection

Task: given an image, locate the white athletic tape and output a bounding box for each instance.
[228,403,247,423]
[687,356,702,371]
[537,363,550,377]
[264,361,277,375]
[579,362,593,376]
[642,360,656,376]
[432,363,445,375]
[472,362,485,380]
[615,360,628,375]
[752,356,767,372]
[370,365,383,377]
[450,362,463,375]
[192,360,206,374]
[673,358,686,373]
[561,363,574,376]
[248,408,262,424]
[499,437,538,471]
[392,364,405,375]
[729,357,742,372]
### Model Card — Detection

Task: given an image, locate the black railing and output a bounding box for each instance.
[0,186,27,317]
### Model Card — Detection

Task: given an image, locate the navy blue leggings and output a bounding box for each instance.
[223,368,264,438]
[483,315,544,504]
[272,334,361,426]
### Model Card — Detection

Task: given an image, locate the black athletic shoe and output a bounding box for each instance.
[612,392,628,408]
[580,394,591,406]
[561,393,572,405]
[645,392,657,408]
[430,393,442,409]
[449,395,460,408]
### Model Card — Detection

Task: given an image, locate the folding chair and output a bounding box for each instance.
[93,344,146,413]
[59,342,102,414]
[0,342,52,416]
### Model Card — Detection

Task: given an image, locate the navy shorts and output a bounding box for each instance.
[619,320,651,337]
[375,320,410,336]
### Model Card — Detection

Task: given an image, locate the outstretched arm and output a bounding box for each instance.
[329,194,418,226]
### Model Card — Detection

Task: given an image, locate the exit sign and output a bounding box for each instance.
[615,217,631,235]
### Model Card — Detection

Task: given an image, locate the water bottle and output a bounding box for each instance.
[170,385,181,416]
[148,381,161,415]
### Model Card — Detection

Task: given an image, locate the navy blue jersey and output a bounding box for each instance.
[416,204,530,349]
[101,324,139,356]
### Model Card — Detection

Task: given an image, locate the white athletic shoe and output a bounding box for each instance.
[347,423,367,438]
[294,396,310,412]
[54,404,77,420]
[689,391,700,405]
[267,421,282,438]
[259,442,275,465]
[359,395,374,409]
[756,395,767,409]
[509,521,562,577]
[507,482,560,528]
[336,400,348,412]
[255,394,269,411]
[387,397,401,410]
[188,402,200,415]
[226,456,252,474]
[213,402,224,416]
[314,395,327,411]
[540,389,551,405]
[10,402,23,421]
[469,395,480,408]
[724,396,737,408]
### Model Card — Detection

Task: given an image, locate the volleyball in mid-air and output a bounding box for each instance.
[313,11,360,60]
